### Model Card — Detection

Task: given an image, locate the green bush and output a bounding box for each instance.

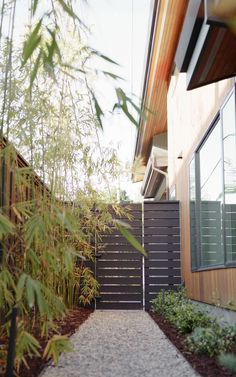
[151,288,187,316]
[151,289,212,334]
[218,353,236,373]
[186,324,236,357]
[168,304,212,334]
[152,288,236,358]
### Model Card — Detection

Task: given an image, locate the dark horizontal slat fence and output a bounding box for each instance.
[144,201,181,310]
[95,201,181,310]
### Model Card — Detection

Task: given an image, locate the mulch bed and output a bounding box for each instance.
[19,308,93,377]
[149,311,235,377]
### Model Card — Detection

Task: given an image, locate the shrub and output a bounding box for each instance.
[151,288,187,317]
[218,353,236,374]
[151,288,212,334]
[186,324,236,357]
[168,304,212,334]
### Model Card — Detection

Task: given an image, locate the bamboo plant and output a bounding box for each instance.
[0,0,146,372]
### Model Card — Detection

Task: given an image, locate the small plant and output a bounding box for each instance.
[186,324,236,357]
[218,353,236,374]
[226,300,236,311]
[43,335,73,365]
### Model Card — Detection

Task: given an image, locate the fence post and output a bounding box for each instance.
[5,307,18,377]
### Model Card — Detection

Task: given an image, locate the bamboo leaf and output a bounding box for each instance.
[12,205,23,222]
[16,329,40,364]
[26,277,35,308]
[22,19,42,66]
[102,71,124,81]
[32,0,39,15]
[114,219,132,230]
[57,0,88,30]
[30,50,42,89]
[43,335,72,365]
[57,0,77,19]
[121,103,139,127]
[91,92,104,129]
[90,48,119,66]
[113,88,140,127]
[32,280,46,314]
[16,273,27,302]
[116,223,147,257]
[0,214,15,239]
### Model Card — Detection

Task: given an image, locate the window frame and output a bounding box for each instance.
[190,85,236,272]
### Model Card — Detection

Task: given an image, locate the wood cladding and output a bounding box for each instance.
[167,78,236,308]
[134,0,188,168]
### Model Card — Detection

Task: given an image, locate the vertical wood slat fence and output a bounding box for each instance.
[95,201,181,310]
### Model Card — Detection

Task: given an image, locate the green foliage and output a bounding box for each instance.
[43,335,73,365]
[151,288,186,317]
[0,0,146,372]
[218,353,236,373]
[152,289,236,360]
[0,269,15,308]
[15,324,41,370]
[151,288,212,334]
[0,213,15,239]
[22,19,42,66]
[169,304,212,334]
[186,324,236,357]
[115,220,147,257]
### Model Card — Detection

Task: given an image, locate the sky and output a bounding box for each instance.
[80,0,152,201]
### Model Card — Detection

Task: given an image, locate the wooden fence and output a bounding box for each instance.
[95,201,181,310]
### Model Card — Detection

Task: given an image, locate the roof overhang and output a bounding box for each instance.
[133,0,188,173]
[175,0,236,90]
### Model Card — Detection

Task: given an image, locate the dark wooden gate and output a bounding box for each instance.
[96,204,143,310]
[144,201,181,309]
[95,201,181,310]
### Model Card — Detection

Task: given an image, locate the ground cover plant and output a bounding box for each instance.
[151,288,236,376]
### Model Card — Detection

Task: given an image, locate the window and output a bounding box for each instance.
[190,87,236,270]
[222,92,236,263]
[189,158,197,269]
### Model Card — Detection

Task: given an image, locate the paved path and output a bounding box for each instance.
[41,310,199,377]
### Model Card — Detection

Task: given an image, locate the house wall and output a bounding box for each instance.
[167,73,236,307]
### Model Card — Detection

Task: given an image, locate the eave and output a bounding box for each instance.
[133,0,188,181]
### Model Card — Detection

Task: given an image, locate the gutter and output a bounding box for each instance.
[133,0,160,163]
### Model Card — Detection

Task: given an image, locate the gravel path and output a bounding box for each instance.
[40,310,199,377]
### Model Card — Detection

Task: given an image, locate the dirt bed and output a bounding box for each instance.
[149,311,236,377]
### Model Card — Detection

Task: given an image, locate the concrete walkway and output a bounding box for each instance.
[40,310,199,377]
